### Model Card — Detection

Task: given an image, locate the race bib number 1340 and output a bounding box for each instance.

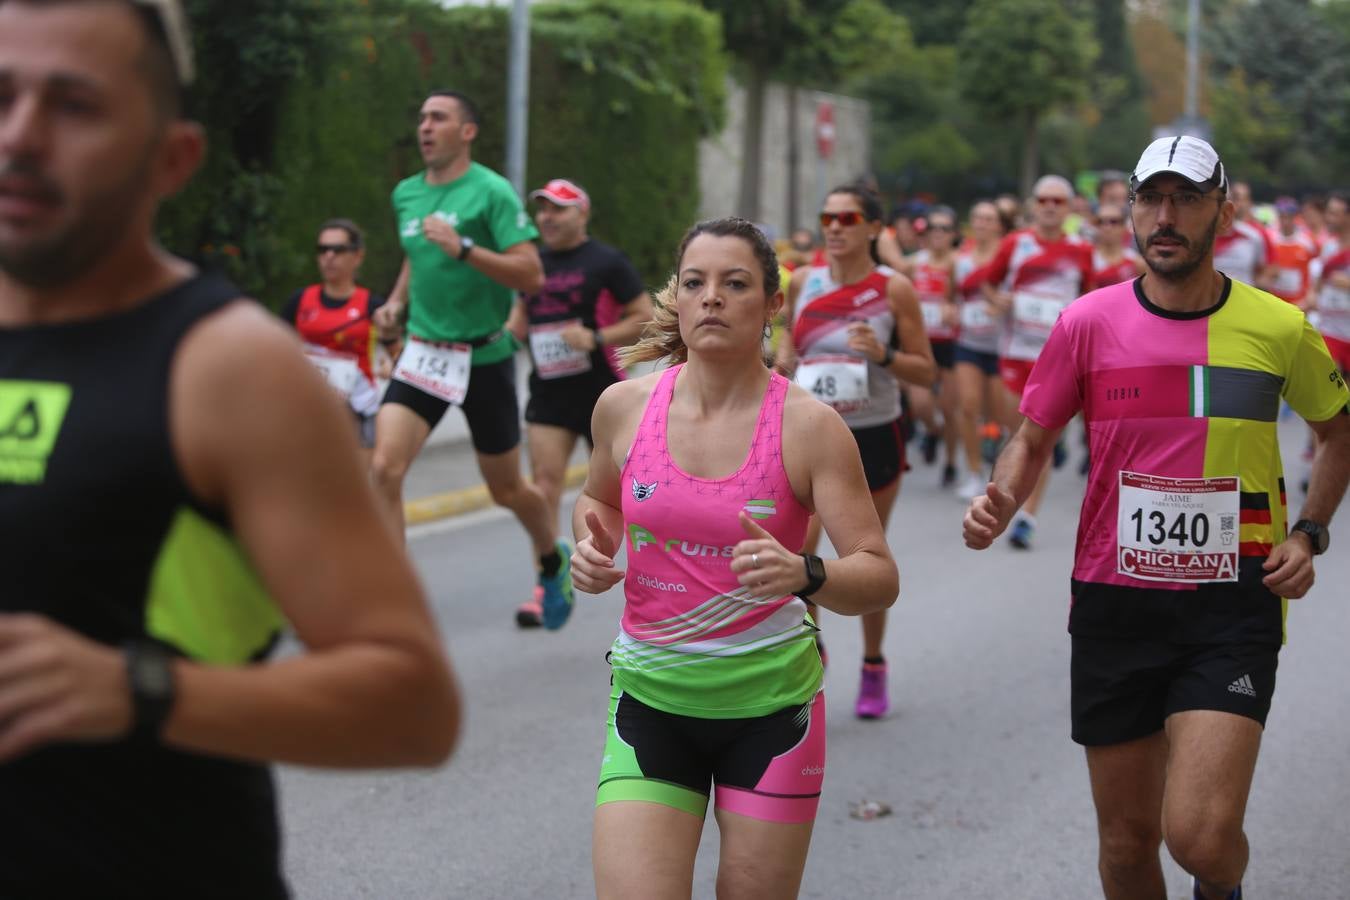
[1116,471,1240,583]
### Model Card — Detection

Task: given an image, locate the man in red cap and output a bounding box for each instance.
[508,179,652,627]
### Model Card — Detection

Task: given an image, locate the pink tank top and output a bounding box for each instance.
[612,364,820,718]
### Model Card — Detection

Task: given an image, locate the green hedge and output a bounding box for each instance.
[159,0,726,306]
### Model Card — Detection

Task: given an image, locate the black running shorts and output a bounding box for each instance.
[1070,636,1280,746]
[850,420,907,492]
[382,356,520,455]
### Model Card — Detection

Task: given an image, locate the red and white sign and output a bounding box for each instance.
[815,101,835,160]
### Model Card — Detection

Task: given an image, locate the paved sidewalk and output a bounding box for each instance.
[401,433,589,525]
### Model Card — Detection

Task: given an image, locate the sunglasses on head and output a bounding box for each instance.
[820,211,866,227]
[1036,196,1068,206]
[317,244,355,256]
[132,0,195,85]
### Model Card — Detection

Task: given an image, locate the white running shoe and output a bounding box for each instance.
[955,473,984,501]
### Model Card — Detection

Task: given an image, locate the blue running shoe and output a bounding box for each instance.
[1193,878,1241,900]
[1009,517,1034,550]
[1052,437,1067,469]
[541,539,574,630]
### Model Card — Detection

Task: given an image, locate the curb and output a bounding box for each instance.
[404,462,590,526]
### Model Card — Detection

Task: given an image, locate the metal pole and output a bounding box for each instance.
[506,0,530,197]
[1184,0,1199,122]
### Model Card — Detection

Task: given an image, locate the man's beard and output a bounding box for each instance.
[0,156,154,289]
[1137,214,1219,283]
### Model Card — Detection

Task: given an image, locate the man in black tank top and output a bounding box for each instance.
[0,4,459,897]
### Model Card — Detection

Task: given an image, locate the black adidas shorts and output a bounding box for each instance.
[381,356,520,455]
[1070,636,1280,746]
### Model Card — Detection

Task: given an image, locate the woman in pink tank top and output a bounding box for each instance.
[572,218,899,899]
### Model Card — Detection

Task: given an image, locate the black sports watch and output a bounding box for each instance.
[457,236,475,261]
[797,553,827,598]
[1290,519,1329,555]
[125,641,177,740]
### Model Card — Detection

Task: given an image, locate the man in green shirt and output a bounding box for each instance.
[372,91,574,629]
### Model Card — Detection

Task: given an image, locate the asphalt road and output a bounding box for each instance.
[278,421,1349,899]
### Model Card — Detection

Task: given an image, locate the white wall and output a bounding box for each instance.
[700,80,872,239]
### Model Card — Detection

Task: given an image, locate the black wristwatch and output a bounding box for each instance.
[125,641,177,740]
[881,345,896,367]
[1290,519,1330,555]
[457,236,475,261]
[797,553,827,598]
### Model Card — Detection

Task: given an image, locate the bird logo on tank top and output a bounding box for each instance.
[631,476,658,502]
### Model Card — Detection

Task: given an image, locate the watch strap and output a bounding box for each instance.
[125,640,177,740]
[797,553,827,598]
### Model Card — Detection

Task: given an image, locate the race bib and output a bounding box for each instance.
[392,337,472,406]
[1273,267,1303,295]
[920,301,956,340]
[1319,284,1350,313]
[961,299,996,333]
[529,319,593,380]
[1116,471,1240,583]
[796,355,869,413]
[1008,292,1067,359]
[303,345,363,400]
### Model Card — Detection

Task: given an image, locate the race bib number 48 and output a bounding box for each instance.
[796,355,869,413]
[392,337,472,406]
[1117,471,1240,583]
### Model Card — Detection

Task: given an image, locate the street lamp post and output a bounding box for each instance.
[506,0,530,198]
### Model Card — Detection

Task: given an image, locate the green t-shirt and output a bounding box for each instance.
[393,162,539,364]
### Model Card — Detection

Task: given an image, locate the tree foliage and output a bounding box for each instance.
[159,0,724,302]
[958,0,1098,194]
[1206,0,1350,190]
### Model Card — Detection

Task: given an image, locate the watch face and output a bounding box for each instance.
[134,653,173,696]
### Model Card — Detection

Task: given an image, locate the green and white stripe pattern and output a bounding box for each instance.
[610,595,821,718]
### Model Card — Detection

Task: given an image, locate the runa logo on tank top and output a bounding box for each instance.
[628,523,735,559]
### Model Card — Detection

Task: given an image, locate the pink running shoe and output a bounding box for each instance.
[515,586,544,628]
[855,661,889,719]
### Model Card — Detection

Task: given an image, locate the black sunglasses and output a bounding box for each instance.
[317,244,355,256]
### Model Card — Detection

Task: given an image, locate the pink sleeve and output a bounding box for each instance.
[1019,320,1083,430]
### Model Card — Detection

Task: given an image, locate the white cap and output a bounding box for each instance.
[1131,136,1227,194]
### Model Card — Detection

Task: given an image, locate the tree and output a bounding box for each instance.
[957,0,1098,196]
[1206,0,1350,189]
[696,0,908,220]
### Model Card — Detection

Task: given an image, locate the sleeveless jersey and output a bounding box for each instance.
[909,250,957,342]
[954,251,1001,354]
[1213,220,1273,286]
[1092,248,1140,290]
[1268,229,1318,304]
[792,265,901,428]
[985,229,1092,362]
[612,365,820,718]
[1316,238,1350,341]
[295,284,376,382]
[0,275,288,898]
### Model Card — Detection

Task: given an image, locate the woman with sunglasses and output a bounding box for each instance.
[574,217,898,899]
[776,183,935,718]
[906,205,962,486]
[280,219,400,454]
[1091,202,1145,289]
[952,201,1013,500]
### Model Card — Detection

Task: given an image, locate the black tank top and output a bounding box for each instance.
[0,274,288,899]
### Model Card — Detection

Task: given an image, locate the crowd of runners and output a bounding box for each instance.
[3,2,1350,899]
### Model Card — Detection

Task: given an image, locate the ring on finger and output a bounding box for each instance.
[752,553,759,569]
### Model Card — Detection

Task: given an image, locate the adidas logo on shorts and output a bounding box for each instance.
[1227,674,1257,697]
